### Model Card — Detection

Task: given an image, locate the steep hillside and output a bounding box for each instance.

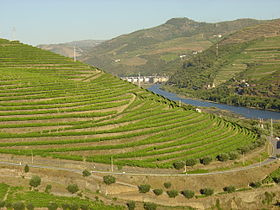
[0,38,262,168]
[38,40,105,58]
[167,19,280,111]
[80,18,263,76]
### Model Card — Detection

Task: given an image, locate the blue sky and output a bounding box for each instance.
[0,0,280,45]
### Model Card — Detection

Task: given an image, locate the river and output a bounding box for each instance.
[148,84,280,120]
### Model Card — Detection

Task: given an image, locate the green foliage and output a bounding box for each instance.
[80,204,89,210]
[138,184,151,193]
[185,158,197,167]
[262,192,275,205]
[217,153,229,162]
[200,188,214,196]
[173,161,185,170]
[12,202,25,210]
[66,184,79,194]
[47,202,58,210]
[0,201,5,208]
[143,202,157,210]
[126,201,136,210]
[166,190,178,198]
[103,175,116,185]
[223,186,236,193]
[45,185,52,193]
[24,164,29,173]
[26,203,34,210]
[249,182,261,188]
[181,190,195,199]
[228,151,239,160]
[82,170,91,177]
[200,156,212,165]
[152,189,163,196]
[163,182,171,189]
[29,176,41,188]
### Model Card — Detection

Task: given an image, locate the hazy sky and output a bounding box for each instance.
[1,0,280,45]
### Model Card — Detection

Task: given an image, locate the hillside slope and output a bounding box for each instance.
[80,18,263,76]
[0,38,261,168]
[167,19,280,111]
[38,40,105,58]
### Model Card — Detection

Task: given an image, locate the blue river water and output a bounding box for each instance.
[148,84,280,120]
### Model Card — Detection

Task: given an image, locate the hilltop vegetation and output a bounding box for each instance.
[167,19,280,111]
[53,18,263,76]
[0,38,261,168]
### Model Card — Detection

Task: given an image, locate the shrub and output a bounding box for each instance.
[80,204,89,210]
[167,190,178,198]
[24,164,29,173]
[163,182,171,189]
[200,156,212,165]
[61,203,70,210]
[153,188,163,196]
[47,202,58,210]
[26,203,34,210]
[5,202,12,209]
[126,201,136,210]
[12,202,25,210]
[103,175,116,185]
[66,184,79,194]
[228,151,239,160]
[249,182,261,188]
[173,161,185,170]
[217,153,229,162]
[223,186,236,193]
[143,202,157,210]
[0,201,5,208]
[29,175,41,188]
[69,203,79,210]
[200,188,214,196]
[185,159,197,167]
[273,177,280,184]
[82,169,91,177]
[138,184,151,193]
[45,184,52,193]
[181,190,195,199]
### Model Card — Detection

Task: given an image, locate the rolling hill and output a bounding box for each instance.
[167,18,280,111]
[40,18,264,76]
[38,39,105,58]
[0,38,262,168]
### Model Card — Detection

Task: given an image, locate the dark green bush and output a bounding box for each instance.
[143,202,157,210]
[138,184,151,193]
[249,182,261,188]
[200,188,214,196]
[29,175,41,188]
[181,190,195,198]
[26,203,34,210]
[200,156,212,165]
[228,151,239,160]
[163,182,171,189]
[217,153,229,162]
[153,188,163,196]
[12,202,25,210]
[173,161,185,170]
[223,186,236,193]
[66,184,79,194]
[167,190,178,198]
[126,201,136,210]
[103,175,116,185]
[82,169,91,177]
[47,202,58,210]
[185,158,197,167]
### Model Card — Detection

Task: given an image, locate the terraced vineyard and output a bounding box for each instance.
[0,38,259,168]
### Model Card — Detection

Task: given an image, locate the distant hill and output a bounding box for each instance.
[80,18,264,76]
[167,19,280,111]
[38,40,105,58]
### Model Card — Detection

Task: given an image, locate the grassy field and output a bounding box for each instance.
[0,38,260,169]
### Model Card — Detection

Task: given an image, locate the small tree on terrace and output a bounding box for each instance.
[67,184,79,194]
[103,175,116,185]
[24,164,29,173]
[82,169,91,177]
[200,156,212,165]
[29,175,41,189]
[185,158,197,167]
[173,161,185,170]
[138,184,151,193]
[181,190,195,199]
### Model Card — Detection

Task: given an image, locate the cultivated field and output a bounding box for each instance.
[0,38,259,168]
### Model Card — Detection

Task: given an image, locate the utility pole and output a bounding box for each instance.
[111,156,114,172]
[73,45,76,62]
[138,72,141,88]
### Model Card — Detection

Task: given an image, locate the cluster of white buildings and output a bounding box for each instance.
[121,76,169,84]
